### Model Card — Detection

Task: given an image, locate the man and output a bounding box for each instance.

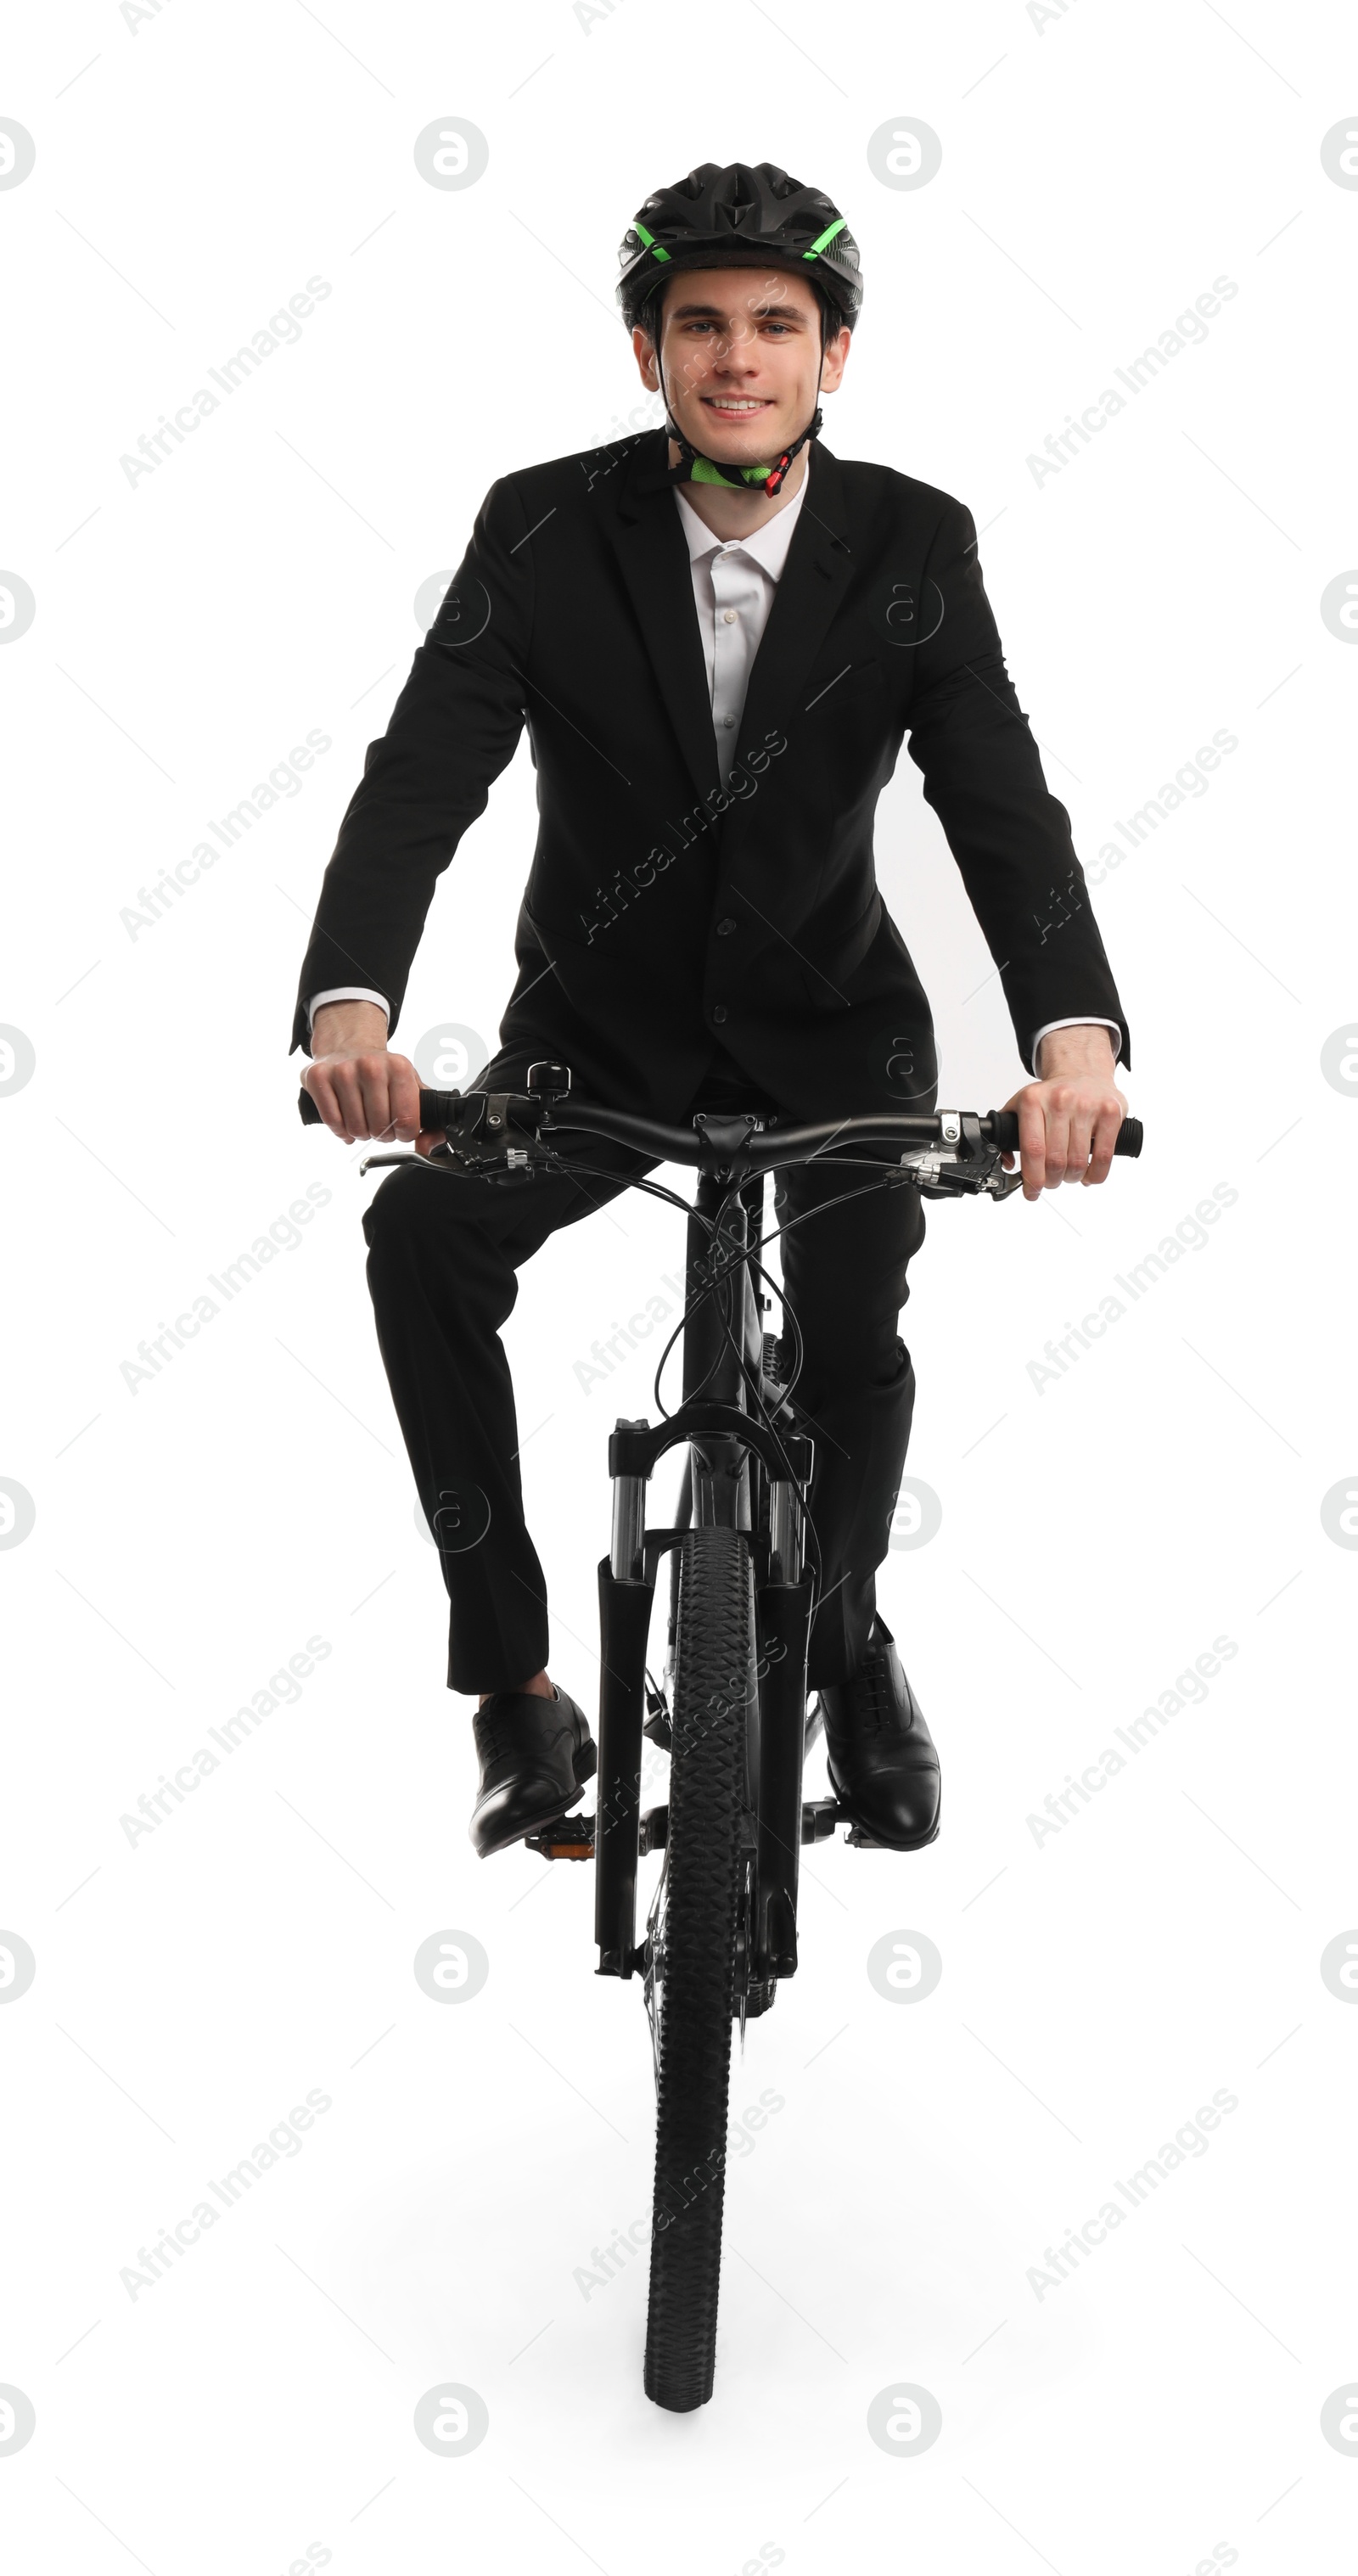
[294,161,1129,1860]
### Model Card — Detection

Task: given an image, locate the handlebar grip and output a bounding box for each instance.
[296,1086,463,1131]
[420,1088,463,1128]
[990,1109,1142,1158]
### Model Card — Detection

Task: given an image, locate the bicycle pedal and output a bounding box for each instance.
[844,1824,887,1848]
[525,1811,596,1862]
[800,1797,839,1844]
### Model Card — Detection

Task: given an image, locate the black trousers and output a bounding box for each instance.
[362,1080,925,1697]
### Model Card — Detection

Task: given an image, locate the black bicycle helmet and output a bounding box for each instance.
[617,161,863,494]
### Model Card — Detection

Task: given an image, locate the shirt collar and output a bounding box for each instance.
[673,450,811,581]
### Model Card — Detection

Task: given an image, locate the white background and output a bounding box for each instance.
[2,3,1355,2569]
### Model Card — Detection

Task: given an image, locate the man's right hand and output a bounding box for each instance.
[302,1000,434,1148]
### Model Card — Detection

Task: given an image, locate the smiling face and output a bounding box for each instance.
[632,264,850,463]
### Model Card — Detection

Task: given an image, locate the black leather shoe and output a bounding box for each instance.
[469,1686,597,1859]
[811,1616,940,1849]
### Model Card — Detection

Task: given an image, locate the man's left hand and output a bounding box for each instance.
[1002,1024,1126,1200]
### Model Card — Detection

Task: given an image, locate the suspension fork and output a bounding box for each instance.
[594,1535,656,1980]
[596,1169,794,1981]
[754,1460,813,1979]
[597,1170,753,1978]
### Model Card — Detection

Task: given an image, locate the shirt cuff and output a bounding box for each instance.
[1030,1017,1122,1074]
[307,987,390,1040]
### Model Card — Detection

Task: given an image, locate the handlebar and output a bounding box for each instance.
[534,1100,1142,1168]
[297,1080,1142,1178]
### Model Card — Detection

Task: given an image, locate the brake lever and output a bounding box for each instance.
[358,1088,547,1181]
[897,1147,1024,1203]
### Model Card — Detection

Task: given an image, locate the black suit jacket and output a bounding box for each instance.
[291,432,1128,1119]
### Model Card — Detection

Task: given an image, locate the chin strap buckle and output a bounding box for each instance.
[663,405,823,496]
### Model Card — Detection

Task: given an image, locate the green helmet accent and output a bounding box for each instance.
[803,216,847,261]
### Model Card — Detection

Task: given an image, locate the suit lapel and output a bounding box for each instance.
[604,436,721,808]
[713,447,857,975]
[732,443,855,763]
[602,436,856,816]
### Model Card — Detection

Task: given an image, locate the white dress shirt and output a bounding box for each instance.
[307,451,1120,1071]
[672,463,810,789]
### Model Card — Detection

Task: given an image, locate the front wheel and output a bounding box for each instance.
[643,1525,753,2411]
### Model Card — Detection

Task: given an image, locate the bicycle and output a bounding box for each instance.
[299,1065,1142,2410]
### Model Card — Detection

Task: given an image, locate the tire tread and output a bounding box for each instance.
[643,1527,751,2411]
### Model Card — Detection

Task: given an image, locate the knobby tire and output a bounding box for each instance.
[643,1525,752,2411]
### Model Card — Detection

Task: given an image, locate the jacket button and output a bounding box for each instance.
[712,1005,728,1024]
[715,917,738,936]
